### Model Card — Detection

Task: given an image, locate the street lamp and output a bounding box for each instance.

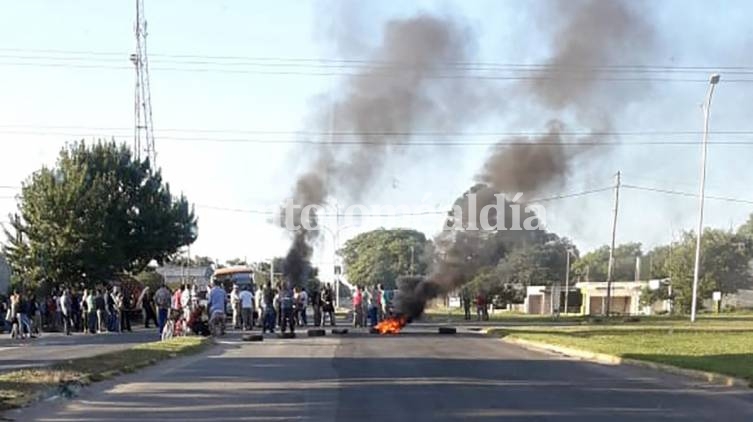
[564,248,575,314]
[691,73,720,323]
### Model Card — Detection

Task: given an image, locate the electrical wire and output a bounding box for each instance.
[3,130,753,146]
[622,184,753,205]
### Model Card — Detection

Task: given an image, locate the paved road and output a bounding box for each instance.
[0,328,161,372]
[14,325,753,422]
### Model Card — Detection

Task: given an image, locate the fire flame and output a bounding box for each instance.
[375,316,407,334]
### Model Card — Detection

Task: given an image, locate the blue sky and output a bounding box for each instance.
[1,1,752,281]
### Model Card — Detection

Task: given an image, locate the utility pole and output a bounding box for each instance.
[410,245,415,276]
[691,74,721,323]
[606,171,621,317]
[564,248,573,314]
[131,0,156,166]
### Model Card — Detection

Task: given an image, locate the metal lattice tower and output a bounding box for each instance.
[130,0,156,166]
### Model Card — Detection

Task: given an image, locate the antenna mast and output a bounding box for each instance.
[130,0,156,166]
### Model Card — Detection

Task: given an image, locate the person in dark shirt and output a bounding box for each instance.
[94,290,106,333]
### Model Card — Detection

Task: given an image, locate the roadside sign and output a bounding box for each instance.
[712,291,722,301]
[449,296,461,308]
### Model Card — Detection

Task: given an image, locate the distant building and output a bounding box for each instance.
[156,264,213,289]
[0,254,10,295]
[524,280,666,316]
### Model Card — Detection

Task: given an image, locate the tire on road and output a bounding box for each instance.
[331,328,349,335]
[242,334,264,342]
[278,332,296,339]
[307,329,326,337]
[438,327,457,335]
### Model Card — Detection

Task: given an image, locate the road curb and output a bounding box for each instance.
[497,335,750,388]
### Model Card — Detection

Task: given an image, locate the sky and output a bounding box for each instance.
[1,0,753,282]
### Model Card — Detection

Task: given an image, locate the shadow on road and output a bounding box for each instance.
[24,348,753,422]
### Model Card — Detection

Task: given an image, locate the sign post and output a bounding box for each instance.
[712,291,722,314]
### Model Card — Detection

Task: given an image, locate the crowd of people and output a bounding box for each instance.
[2,279,403,340]
[2,286,137,339]
[140,280,340,339]
[351,284,391,328]
[252,282,338,335]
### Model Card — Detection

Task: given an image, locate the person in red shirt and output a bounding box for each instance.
[352,286,364,328]
[172,285,184,313]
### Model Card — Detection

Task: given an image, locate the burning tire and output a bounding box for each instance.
[331,328,349,335]
[438,327,457,335]
[369,327,380,335]
[307,329,326,337]
[242,334,264,342]
[278,332,296,339]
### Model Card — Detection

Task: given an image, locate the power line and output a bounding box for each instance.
[622,184,753,205]
[2,48,753,72]
[3,130,753,146]
[195,187,612,216]
[528,186,614,203]
[5,124,753,138]
[2,59,753,83]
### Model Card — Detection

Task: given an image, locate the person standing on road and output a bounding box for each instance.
[274,285,282,329]
[279,287,295,334]
[239,286,254,331]
[367,285,379,327]
[322,284,336,326]
[230,284,241,330]
[9,291,22,339]
[261,283,276,334]
[311,285,322,327]
[462,289,472,321]
[59,288,73,336]
[154,284,172,335]
[137,286,158,329]
[377,284,387,321]
[70,289,81,332]
[207,280,227,336]
[294,286,308,326]
[181,284,192,321]
[29,294,41,335]
[86,290,97,334]
[94,289,107,333]
[172,285,184,316]
[352,286,364,328]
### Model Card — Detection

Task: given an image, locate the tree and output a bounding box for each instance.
[135,269,165,292]
[225,258,248,267]
[253,257,285,288]
[496,237,577,287]
[664,229,752,313]
[2,141,198,290]
[170,255,214,267]
[340,228,429,289]
[572,242,643,282]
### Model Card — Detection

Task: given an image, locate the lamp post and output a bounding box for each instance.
[564,248,575,314]
[691,73,720,323]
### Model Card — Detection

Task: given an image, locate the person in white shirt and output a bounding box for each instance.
[239,287,255,331]
[294,287,308,326]
[181,285,192,321]
[230,285,241,329]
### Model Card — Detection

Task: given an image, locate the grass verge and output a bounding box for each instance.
[0,336,210,411]
[491,322,753,384]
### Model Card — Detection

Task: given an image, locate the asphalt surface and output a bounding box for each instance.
[13,325,753,422]
[0,328,161,372]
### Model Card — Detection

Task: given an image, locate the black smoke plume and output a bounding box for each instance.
[282,13,488,287]
[394,0,657,320]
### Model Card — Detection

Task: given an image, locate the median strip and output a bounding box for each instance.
[0,337,211,411]
[488,323,753,388]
